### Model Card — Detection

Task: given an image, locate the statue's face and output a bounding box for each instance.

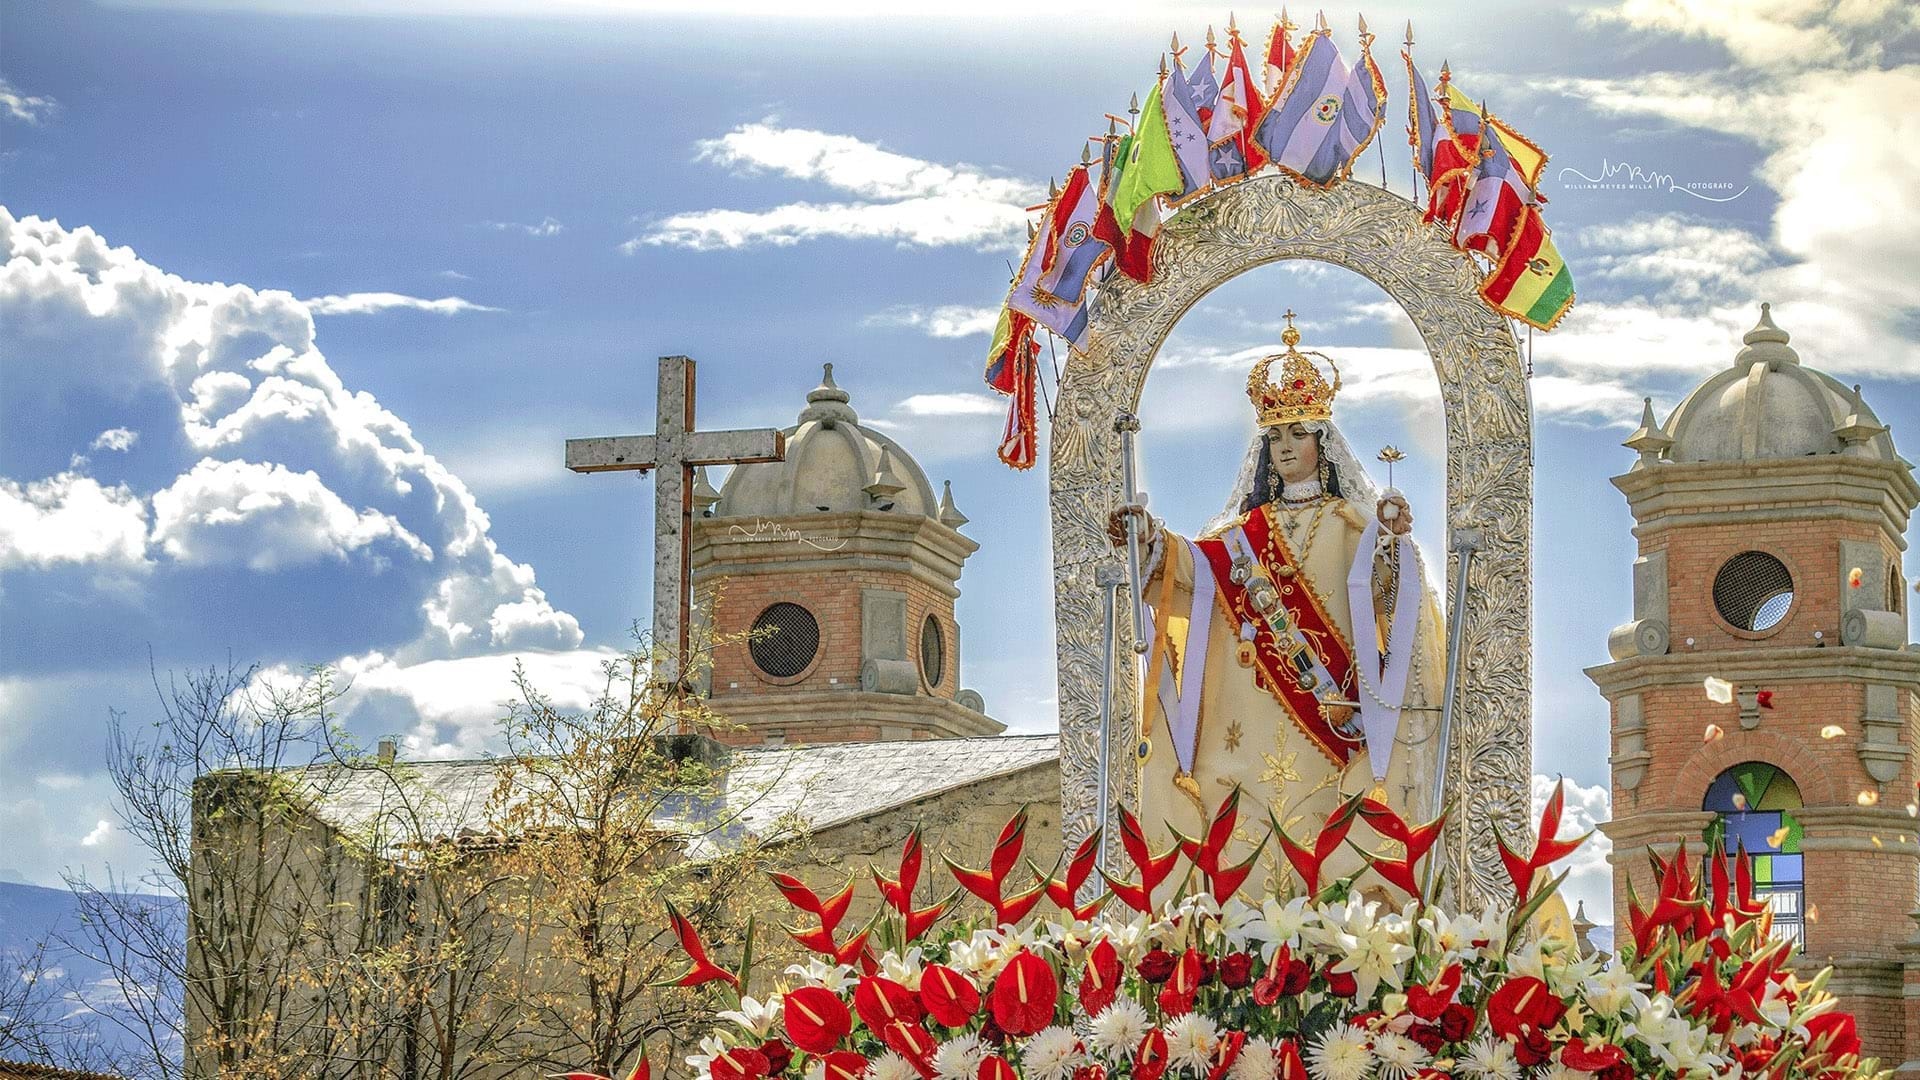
[1268,423,1321,486]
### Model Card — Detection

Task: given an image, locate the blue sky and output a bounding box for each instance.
[2,0,1916,925]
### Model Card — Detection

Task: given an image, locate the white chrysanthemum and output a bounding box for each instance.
[1370,1031,1428,1080]
[1021,1026,1084,1080]
[1088,1000,1151,1059]
[803,1062,827,1080]
[869,1052,918,1080]
[1535,1067,1584,1080]
[1304,1025,1371,1080]
[1227,1036,1279,1080]
[1458,1036,1520,1080]
[1164,1012,1218,1073]
[933,1034,986,1080]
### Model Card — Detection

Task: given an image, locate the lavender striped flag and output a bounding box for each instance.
[1251,32,1354,186]
[1162,63,1212,198]
[1329,50,1385,163]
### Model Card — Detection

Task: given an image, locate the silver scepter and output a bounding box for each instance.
[1094,562,1127,875]
[1423,523,1482,897]
[1115,412,1150,655]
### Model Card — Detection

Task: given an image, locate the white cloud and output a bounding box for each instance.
[303,291,502,316]
[0,471,150,570]
[331,647,619,758]
[864,304,1000,338]
[90,427,138,452]
[627,123,1041,253]
[480,216,564,237]
[893,392,1005,417]
[437,269,473,280]
[0,76,57,125]
[1586,0,1918,70]
[150,458,434,571]
[1533,773,1614,925]
[79,820,112,847]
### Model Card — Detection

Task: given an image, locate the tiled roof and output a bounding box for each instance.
[280,735,1058,858]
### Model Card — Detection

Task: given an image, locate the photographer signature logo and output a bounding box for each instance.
[727,519,848,552]
[1558,157,1749,202]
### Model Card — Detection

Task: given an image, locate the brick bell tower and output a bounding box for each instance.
[1588,304,1918,1060]
[688,364,1001,745]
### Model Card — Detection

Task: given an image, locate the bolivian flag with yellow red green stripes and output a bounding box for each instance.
[1479,204,1575,330]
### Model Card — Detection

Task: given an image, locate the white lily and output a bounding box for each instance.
[717,993,782,1038]
[881,946,926,990]
[783,957,857,994]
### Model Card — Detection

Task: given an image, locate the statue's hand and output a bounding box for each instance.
[1106,505,1151,548]
[1377,492,1413,536]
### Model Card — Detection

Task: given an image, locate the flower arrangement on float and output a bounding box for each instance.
[585,784,1880,1080]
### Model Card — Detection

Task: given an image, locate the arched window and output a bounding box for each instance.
[1703,762,1804,949]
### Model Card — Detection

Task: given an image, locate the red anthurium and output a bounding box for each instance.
[1043,831,1106,920]
[1133,1030,1170,1080]
[854,975,924,1033]
[881,1021,936,1080]
[821,1054,867,1080]
[1099,807,1183,913]
[1494,778,1591,906]
[919,964,981,1027]
[1270,795,1362,898]
[1206,1031,1246,1080]
[1404,963,1461,1021]
[1274,1040,1306,1080]
[664,900,740,989]
[1485,976,1566,1041]
[990,949,1058,1036]
[976,1056,1016,1080]
[1157,949,1204,1016]
[711,1048,771,1080]
[783,986,853,1056]
[1559,1041,1624,1072]
[1078,938,1122,1016]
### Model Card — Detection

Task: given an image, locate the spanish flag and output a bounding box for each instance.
[1479,205,1574,331]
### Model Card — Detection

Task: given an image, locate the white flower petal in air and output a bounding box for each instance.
[1304,1025,1372,1080]
[1088,1000,1151,1059]
[1704,675,1735,704]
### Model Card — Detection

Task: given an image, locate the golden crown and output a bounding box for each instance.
[1246,311,1341,428]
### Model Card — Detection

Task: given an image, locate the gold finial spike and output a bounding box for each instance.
[1358,12,1368,36]
[1048,176,1058,200]
[1082,141,1093,165]
[1280,6,1293,32]
[1027,221,1037,241]
[1130,91,1140,115]
[1206,25,1217,53]
[1107,115,1118,136]
[1158,53,1169,79]
[1440,59,1451,80]
[1171,31,1182,56]
[1316,10,1328,32]
[1404,20,1413,47]
[1228,11,1239,34]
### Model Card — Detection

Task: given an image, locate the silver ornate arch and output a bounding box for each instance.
[1051,174,1532,912]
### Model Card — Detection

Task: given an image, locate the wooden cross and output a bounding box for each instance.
[566,356,785,691]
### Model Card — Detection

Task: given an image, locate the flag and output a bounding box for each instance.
[983,308,1040,469]
[1262,15,1297,98]
[1479,205,1575,330]
[1009,198,1091,349]
[1111,79,1184,231]
[1208,25,1265,178]
[1037,164,1107,306]
[1253,29,1382,189]
[1424,82,1478,228]
[1093,131,1142,278]
[1406,51,1439,180]
[1440,83,1546,189]
[1454,118,1528,260]
[1162,59,1213,200]
[1181,47,1219,126]
[1328,35,1387,167]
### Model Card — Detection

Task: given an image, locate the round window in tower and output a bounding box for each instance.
[1712,551,1795,633]
[919,614,946,688]
[749,602,820,679]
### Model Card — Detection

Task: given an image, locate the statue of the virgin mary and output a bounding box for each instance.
[1109,315,1447,892]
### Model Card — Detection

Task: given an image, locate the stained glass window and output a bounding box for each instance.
[1703,761,1804,949]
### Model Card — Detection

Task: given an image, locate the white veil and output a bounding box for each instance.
[1201,419,1383,537]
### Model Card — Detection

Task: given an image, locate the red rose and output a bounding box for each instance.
[1323,967,1357,998]
[1078,940,1122,1016]
[977,1016,1007,1047]
[1281,958,1311,996]
[759,1041,794,1075]
[1197,955,1217,985]
[1137,948,1176,984]
[1072,1068,1104,1080]
[1598,1064,1634,1080]
[989,949,1058,1037]
[854,976,924,1034]
[783,986,853,1055]
[919,965,980,1028]
[1486,976,1566,1040]
[711,1048,771,1080]
[1512,1027,1553,1068]
[1438,1003,1473,1041]
[1219,952,1254,989]
[1406,1024,1445,1054]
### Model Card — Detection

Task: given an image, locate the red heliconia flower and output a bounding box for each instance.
[1404,963,1461,1021]
[1099,806,1183,912]
[919,964,981,1027]
[626,1055,651,1080]
[854,975,925,1034]
[976,1056,1016,1080]
[711,1048,771,1080]
[775,872,864,961]
[881,1021,937,1080]
[1170,788,1269,903]
[1271,795,1363,898]
[989,949,1058,1037]
[873,827,958,943]
[784,986,853,1056]
[1205,1031,1246,1080]
[1133,1030,1170,1080]
[1559,1041,1626,1072]
[1485,976,1566,1042]
[946,808,1056,927]
[820,1054,867,1080]
[664,900,741,989]
[1495,779,1591,906]
[1078,938,1122,1016]
[548,1072,612,1080]
[1042,830,1107,920]
[1357,799,1447,901]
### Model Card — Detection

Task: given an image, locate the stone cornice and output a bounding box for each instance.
[692,511,978,598]
[1587,645,1920,696]
[708,689,1005,739]
[1610,456,1919,546]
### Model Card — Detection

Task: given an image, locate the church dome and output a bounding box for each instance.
[1652,304,1896,464]
[715,364,947,520]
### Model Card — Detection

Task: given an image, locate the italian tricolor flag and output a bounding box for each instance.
[1479,205,1575,330]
